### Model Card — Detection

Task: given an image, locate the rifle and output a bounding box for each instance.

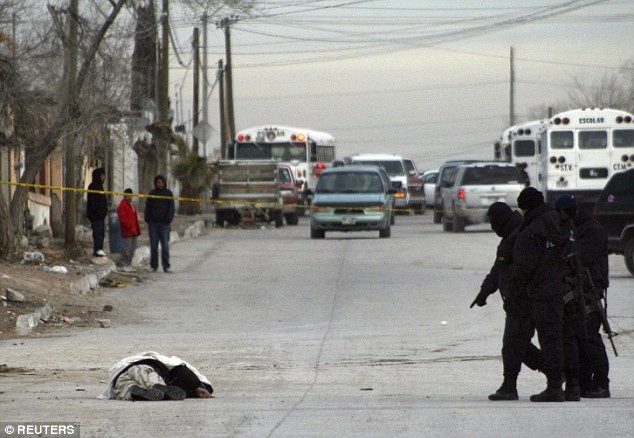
[583,266,619,357]
[566,251,618,357]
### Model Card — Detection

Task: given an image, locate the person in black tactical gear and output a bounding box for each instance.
[471,202,543,401]
[86,168,108,257]
[556,195,611,398]
[549,195,583,402]
[514,187,571,402]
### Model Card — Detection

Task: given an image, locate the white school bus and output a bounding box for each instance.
[499,119,547,189]
[539,108,634,207]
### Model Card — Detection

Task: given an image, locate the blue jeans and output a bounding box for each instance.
[148,223,170,270]
[91,219,105,255]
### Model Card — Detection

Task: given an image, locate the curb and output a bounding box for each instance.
[15,302,55,336]
[14,219,210,336]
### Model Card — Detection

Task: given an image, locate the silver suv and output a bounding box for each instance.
[440,162,524,232]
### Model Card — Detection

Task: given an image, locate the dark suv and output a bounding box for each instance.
[592,169,634,276]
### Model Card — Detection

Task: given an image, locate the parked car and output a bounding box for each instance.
[592,168,634,276]
[433,159,492,224]
[422,169,438,208]
[349,154,409,214]
[278,164,300,225]
[403,158,425,214]
[440,162,524,232]
[308,166,396,239]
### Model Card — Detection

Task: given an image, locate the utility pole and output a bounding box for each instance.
[217,16,237,143]
[64,0,79,249]
[218,59,226,158]
[159,0,170,122]
[202,12,209,159]
[509,46,515,127]
[192,27,200,155]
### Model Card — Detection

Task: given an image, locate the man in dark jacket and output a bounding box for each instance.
[86,168,108,257]
[556,195,611,398]
[513,187,572,402]
[144,175,175,273]
[471,202,543,400]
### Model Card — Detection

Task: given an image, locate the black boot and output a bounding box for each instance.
[152,384,186,401]
[129,384,164,401]
[489,375,518,401]
[530,374,564,402]
[489,385,519,401]
[565,377,581,402]
[584,386,610,398]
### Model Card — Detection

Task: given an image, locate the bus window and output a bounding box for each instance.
[551,131,573,149]
[317,146,335,163]
[614,129,634,147]
[513,140,535,157]
[579,131,607,149]
[310,143,317,162]
[271,144,306,161]
[236,143,272,159]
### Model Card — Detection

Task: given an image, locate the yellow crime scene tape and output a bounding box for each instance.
[0,180,419,213]
[12,179,610,215]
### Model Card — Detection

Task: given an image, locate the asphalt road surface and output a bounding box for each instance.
[1,214,633,437]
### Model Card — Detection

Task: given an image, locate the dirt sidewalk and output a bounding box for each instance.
[0,214,213,340]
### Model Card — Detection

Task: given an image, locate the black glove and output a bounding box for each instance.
[470,290,489,308]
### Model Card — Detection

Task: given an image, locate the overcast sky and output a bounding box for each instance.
[169,0,634,170]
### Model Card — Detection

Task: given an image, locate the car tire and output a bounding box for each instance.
[442,216,452,232]
[625,237,634,277]
[274,210,284,228]
[285,212,299,226]
[390,212,395,225]
[433,205,443,224]
[414,203,425,215]
[310,226,325,239]
[215,211,224,228]
[452,215,465,232]
[228,210,240,226]
[452,205,465,232]
[379,223,391,238]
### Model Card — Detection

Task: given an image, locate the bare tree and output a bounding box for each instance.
[0,0,128,257]
[525,58,634,123]
[565,59,634,113]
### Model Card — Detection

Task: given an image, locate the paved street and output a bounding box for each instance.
[1,214,633,437]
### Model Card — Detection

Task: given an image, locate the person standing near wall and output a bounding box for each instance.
[117,188,141,271]
[86,168,108,257]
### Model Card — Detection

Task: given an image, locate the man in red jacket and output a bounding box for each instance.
[117,188,141,271]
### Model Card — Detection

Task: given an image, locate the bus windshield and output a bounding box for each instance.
[235,143,307,161]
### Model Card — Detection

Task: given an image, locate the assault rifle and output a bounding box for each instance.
[583,265,619,357]
[567,252,618,357]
